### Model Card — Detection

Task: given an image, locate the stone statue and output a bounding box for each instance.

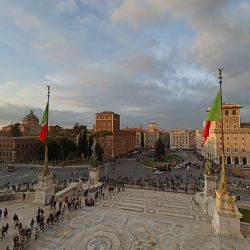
[205,160,214,175]
[90,138,98,167]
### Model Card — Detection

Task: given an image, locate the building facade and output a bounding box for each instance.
[170,129,195,150]
[0,136,42,163]
[95,111,136,160]
[143,123,162,149]
[198,103,250,166]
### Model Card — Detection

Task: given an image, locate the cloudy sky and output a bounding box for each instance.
[0,0,250,130]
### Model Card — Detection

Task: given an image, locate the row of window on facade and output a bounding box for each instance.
[219,136,246,140]
[0,151,36,156]
[224,110,237,116]
[0,143,38,149]
[225,156,247,165]
[225,147,247,153]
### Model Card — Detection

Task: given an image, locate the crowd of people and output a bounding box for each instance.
[100,173,203,194]
[0,192,87,250]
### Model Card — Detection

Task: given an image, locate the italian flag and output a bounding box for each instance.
[39,102,48,142]
[202,91,222,144]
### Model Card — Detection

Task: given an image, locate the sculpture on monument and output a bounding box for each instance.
[205,160,214,176]
[90,138,98,167]
[88,137,100,185]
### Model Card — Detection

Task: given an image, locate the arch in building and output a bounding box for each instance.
[227,156,231,165]
[234,156,239,165]
[242,157,247,166]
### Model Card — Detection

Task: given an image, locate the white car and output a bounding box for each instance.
[186,166,191,171]
[175,165,182,169]
[155,170,164,174]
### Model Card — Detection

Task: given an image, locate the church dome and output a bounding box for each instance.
[22,110,39,122]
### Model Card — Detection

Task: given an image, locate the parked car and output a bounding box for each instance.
[155,170,164,174]
[186,166,191,171]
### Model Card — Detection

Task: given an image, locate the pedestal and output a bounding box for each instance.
[88,167,100,185]
[204,174,216,197]
[33,175,55,205]
[212,191,243,239]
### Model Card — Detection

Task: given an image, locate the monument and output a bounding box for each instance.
[34,86,55,205]
[211,69,243,238]
[88,138,100,185]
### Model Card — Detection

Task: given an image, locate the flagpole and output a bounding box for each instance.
[217,68,230,195]
[43,85,50,177]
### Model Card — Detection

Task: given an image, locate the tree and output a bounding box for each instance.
[140,131,144,149]
[154,137,165,161]
[49,125,62,136]
[77,126,88,159]
[10,123,21,137]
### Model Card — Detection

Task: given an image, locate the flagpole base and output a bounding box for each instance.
[33,174,55,205]
[212,190,243,239]
[88,166,100,186]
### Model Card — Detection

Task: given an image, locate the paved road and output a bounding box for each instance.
[0,151,249,201]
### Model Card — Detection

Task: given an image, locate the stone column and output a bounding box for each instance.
[33,175,55,205]
[88,167,100,185]
[204,174,216,198]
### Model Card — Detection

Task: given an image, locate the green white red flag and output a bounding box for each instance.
[202,91,222,144]
[39,102,48,142]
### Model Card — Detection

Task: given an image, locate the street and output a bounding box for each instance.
[0,151,249,201]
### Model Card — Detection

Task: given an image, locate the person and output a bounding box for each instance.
[30,218,35,230]
[22,192,26,200]
[34,227,39,240]
[13,213,19,225]
[4,208,8,219]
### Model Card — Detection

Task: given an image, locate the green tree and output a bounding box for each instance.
[140,131,144,149]
[154,137,165,161]
[49,125,62,136]
[78,126,88,159]
[10,123,21,137]
[48,138,59,161]
[55,136,76,160]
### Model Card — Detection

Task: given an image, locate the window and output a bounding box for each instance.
[233,124,237,129]
[232,110,236,115]
[226,147,231,153]
[227,137,229,140]
[234,137,237,140]
[225,110,229,116]
[226,124,229,129]
[226,118,229,122]
[234,148,238,153]
[242,148,247,153]
[218,124,222,128]
[242,137,245,140]
[233,118,236,122]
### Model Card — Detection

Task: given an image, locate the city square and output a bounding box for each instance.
[1,1,250,249]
